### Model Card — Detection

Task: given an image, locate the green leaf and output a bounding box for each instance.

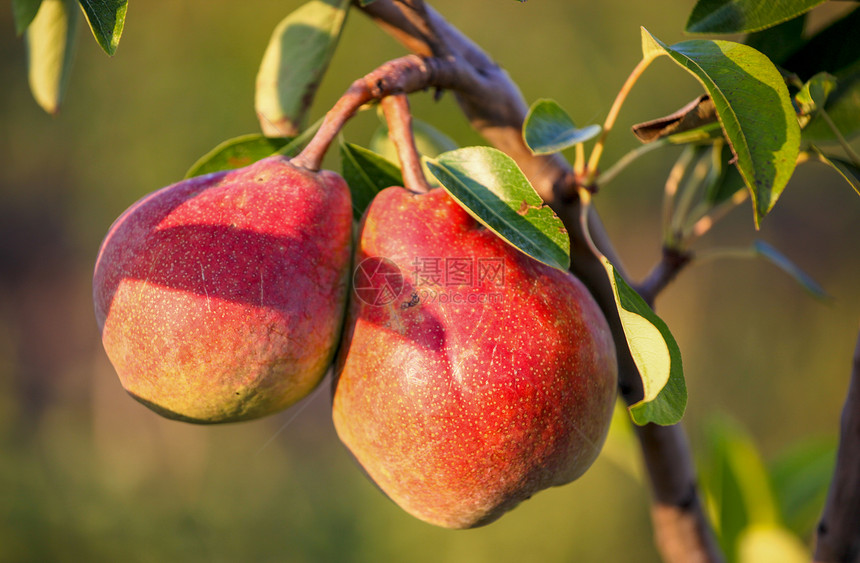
[705,142,746,204]
[426,147,571,271]
[369,115,458,187]
[184,134,296,179]
[753,240,830,300]
[744,15,806,66]
[25,0,79,115]
[340,141,403,220]
[814,150,860,197]
[255,0,350,137]
[632,95,718,144]
[686,0,825,34]
[665,122,725,145]
[801,71,860,143]
[641,28,801,227]
[522,99,601,154]
[700,417,781,556]
[770,439,836,537]
[784,10,860,143]
[13,0,43,34]
[601,258,686,426]
[77,0,127,56]
[795,73,838,118]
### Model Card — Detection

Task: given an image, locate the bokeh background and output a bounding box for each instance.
[1,1,858,561]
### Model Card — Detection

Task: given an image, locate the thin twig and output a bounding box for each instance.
[635,248,693,308]
[820,109,860,168]
[381,94,432,193]
[814,328,860,563]
[585,56,654,186]
[597,140,667,187]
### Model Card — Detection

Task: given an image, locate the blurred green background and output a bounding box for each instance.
[1,1,858,561]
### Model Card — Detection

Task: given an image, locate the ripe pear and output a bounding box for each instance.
[93,156,352,423]
[332,187,618,529]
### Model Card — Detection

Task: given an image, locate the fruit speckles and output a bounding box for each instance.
[94,155,352,423]
[332,187,617,529]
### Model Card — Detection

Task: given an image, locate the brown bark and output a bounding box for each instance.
[814,329,860,563]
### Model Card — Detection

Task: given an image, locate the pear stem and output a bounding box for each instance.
[381,94,432,193]
[292,55,462,172]
[290,81,372,172]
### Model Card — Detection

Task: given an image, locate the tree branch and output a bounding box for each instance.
[354,2,722,561]
[636,247,693,308]
[814,328,860,563]
[637,423,725,563]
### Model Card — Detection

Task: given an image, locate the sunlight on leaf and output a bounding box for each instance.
[796,72,838,128]
[184,134,295,179]
[686,0,825,34]
[601,258,686,426]
[426,147,570,270]
[78,0,127,55]
[641,28,800,228]
[255,0,350,137]
[25,0,79,114]
[523,99,601,155]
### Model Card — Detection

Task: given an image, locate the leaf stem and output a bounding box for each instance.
[574,142,586,177]
[692,246,756,264]
[820,108,860,168]
[597,140,667,187]
[586,56,653,186]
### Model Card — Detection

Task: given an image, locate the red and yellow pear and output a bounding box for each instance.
[332,186,618,528]
[93,155,352,423]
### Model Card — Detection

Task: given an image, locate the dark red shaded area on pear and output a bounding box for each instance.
[94,156,352,423]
